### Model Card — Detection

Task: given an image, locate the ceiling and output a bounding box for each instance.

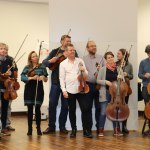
[3,0,49,4]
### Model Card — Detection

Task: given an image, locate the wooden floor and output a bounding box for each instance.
[0,116,150,150]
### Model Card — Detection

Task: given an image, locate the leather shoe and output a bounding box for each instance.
[43,127,55,134]
[1,129,11,136]
[70,129,77,138]
[83,130,92,138]
[60,128,68,134]
[122,126,129,134]
[6,126,15,131]
[27,130,32,136]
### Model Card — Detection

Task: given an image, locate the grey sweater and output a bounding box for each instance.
[96,66,124,102]
[124,62,133,80]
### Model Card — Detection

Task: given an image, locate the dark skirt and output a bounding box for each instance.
[24,80,44,105]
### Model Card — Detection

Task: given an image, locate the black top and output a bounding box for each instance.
[42,47,78,84]
[106,68,118,89]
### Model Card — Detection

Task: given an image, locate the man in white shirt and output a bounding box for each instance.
[59,44,92,138]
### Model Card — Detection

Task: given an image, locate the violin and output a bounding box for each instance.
[49,53,66,71]
[0,72,10,81]
[78,62,89,94]
[106,68,130,122]
[13,71,20,90]
[27,63,42,77]
[4,78,18,100]
[94,62,101,90]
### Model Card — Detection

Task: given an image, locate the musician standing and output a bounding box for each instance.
[43,35,77,134]
[0,43,15,136]
[4,48,17,131]
[96,51,124,136]
[59,44,92,138]
[116,48,133,134]
[21,51,48,136]
[83,41,105,133]
[138,45,150,135]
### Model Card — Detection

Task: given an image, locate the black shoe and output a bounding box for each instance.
[70,129,77,138]
[83,130,93,138]
[60,128,68,134]
[27,129,32,136]
[143,129,150,136]
[122,126,129,134]
[37,130,42,136]
[6,126,15,131]
[43,127,55,134]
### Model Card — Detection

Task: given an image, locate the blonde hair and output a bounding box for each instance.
[0,42,8,51]
[27,51,38,68]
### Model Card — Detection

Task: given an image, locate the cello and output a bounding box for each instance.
[142,77,150,135]
[124,45,133,95]
[106,63,130,122]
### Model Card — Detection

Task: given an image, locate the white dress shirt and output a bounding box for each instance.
[59,57,88,94]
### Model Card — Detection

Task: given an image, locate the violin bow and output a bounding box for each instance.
[7,52,26,72]
[84,37,90,56]
[128,44,133,56]
[98,44,110,66]
[7,34,28,72]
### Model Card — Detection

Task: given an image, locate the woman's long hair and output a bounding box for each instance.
[28,51,38,69]
[116,48,129,66]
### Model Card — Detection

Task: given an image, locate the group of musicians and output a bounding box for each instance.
[0,35,150,139]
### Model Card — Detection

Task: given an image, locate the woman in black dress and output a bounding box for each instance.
[21,51,48,136]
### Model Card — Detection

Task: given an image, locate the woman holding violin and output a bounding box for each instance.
[138,45,150,135]
[96,51,125,137]
[59,44,92,138]
[116,48,133,134]
[0,42,16,136]
[21,51,48,136]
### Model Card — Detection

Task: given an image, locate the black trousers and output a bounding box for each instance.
[27,104,41,129]
[86,82,100,130]
[0,92,9,129]
[67,93,91,131]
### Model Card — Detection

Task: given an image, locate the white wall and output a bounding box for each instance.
[138,0,150,64]
[49,0,138,130]
[0,1,49,111]
[137,0,150,114]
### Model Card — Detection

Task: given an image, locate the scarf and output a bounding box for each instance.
[106,62,117,72]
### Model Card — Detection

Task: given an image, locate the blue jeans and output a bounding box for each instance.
[99,90,110,128]
[86,82,100,130]
[48,84,68,130]
[99,90,118,129]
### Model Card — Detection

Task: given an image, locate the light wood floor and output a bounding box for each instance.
[0,115,150,150]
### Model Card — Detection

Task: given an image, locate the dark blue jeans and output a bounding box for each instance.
[86,82,100,130]
[0,92,9,129]
[142,86,150,104]
[48,84,68,130]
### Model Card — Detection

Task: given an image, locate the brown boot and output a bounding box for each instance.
[114,128,123,136]
[98,128,104,137]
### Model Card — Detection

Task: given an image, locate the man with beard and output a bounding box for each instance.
[43,35,78,134]
[83,41,105,134]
